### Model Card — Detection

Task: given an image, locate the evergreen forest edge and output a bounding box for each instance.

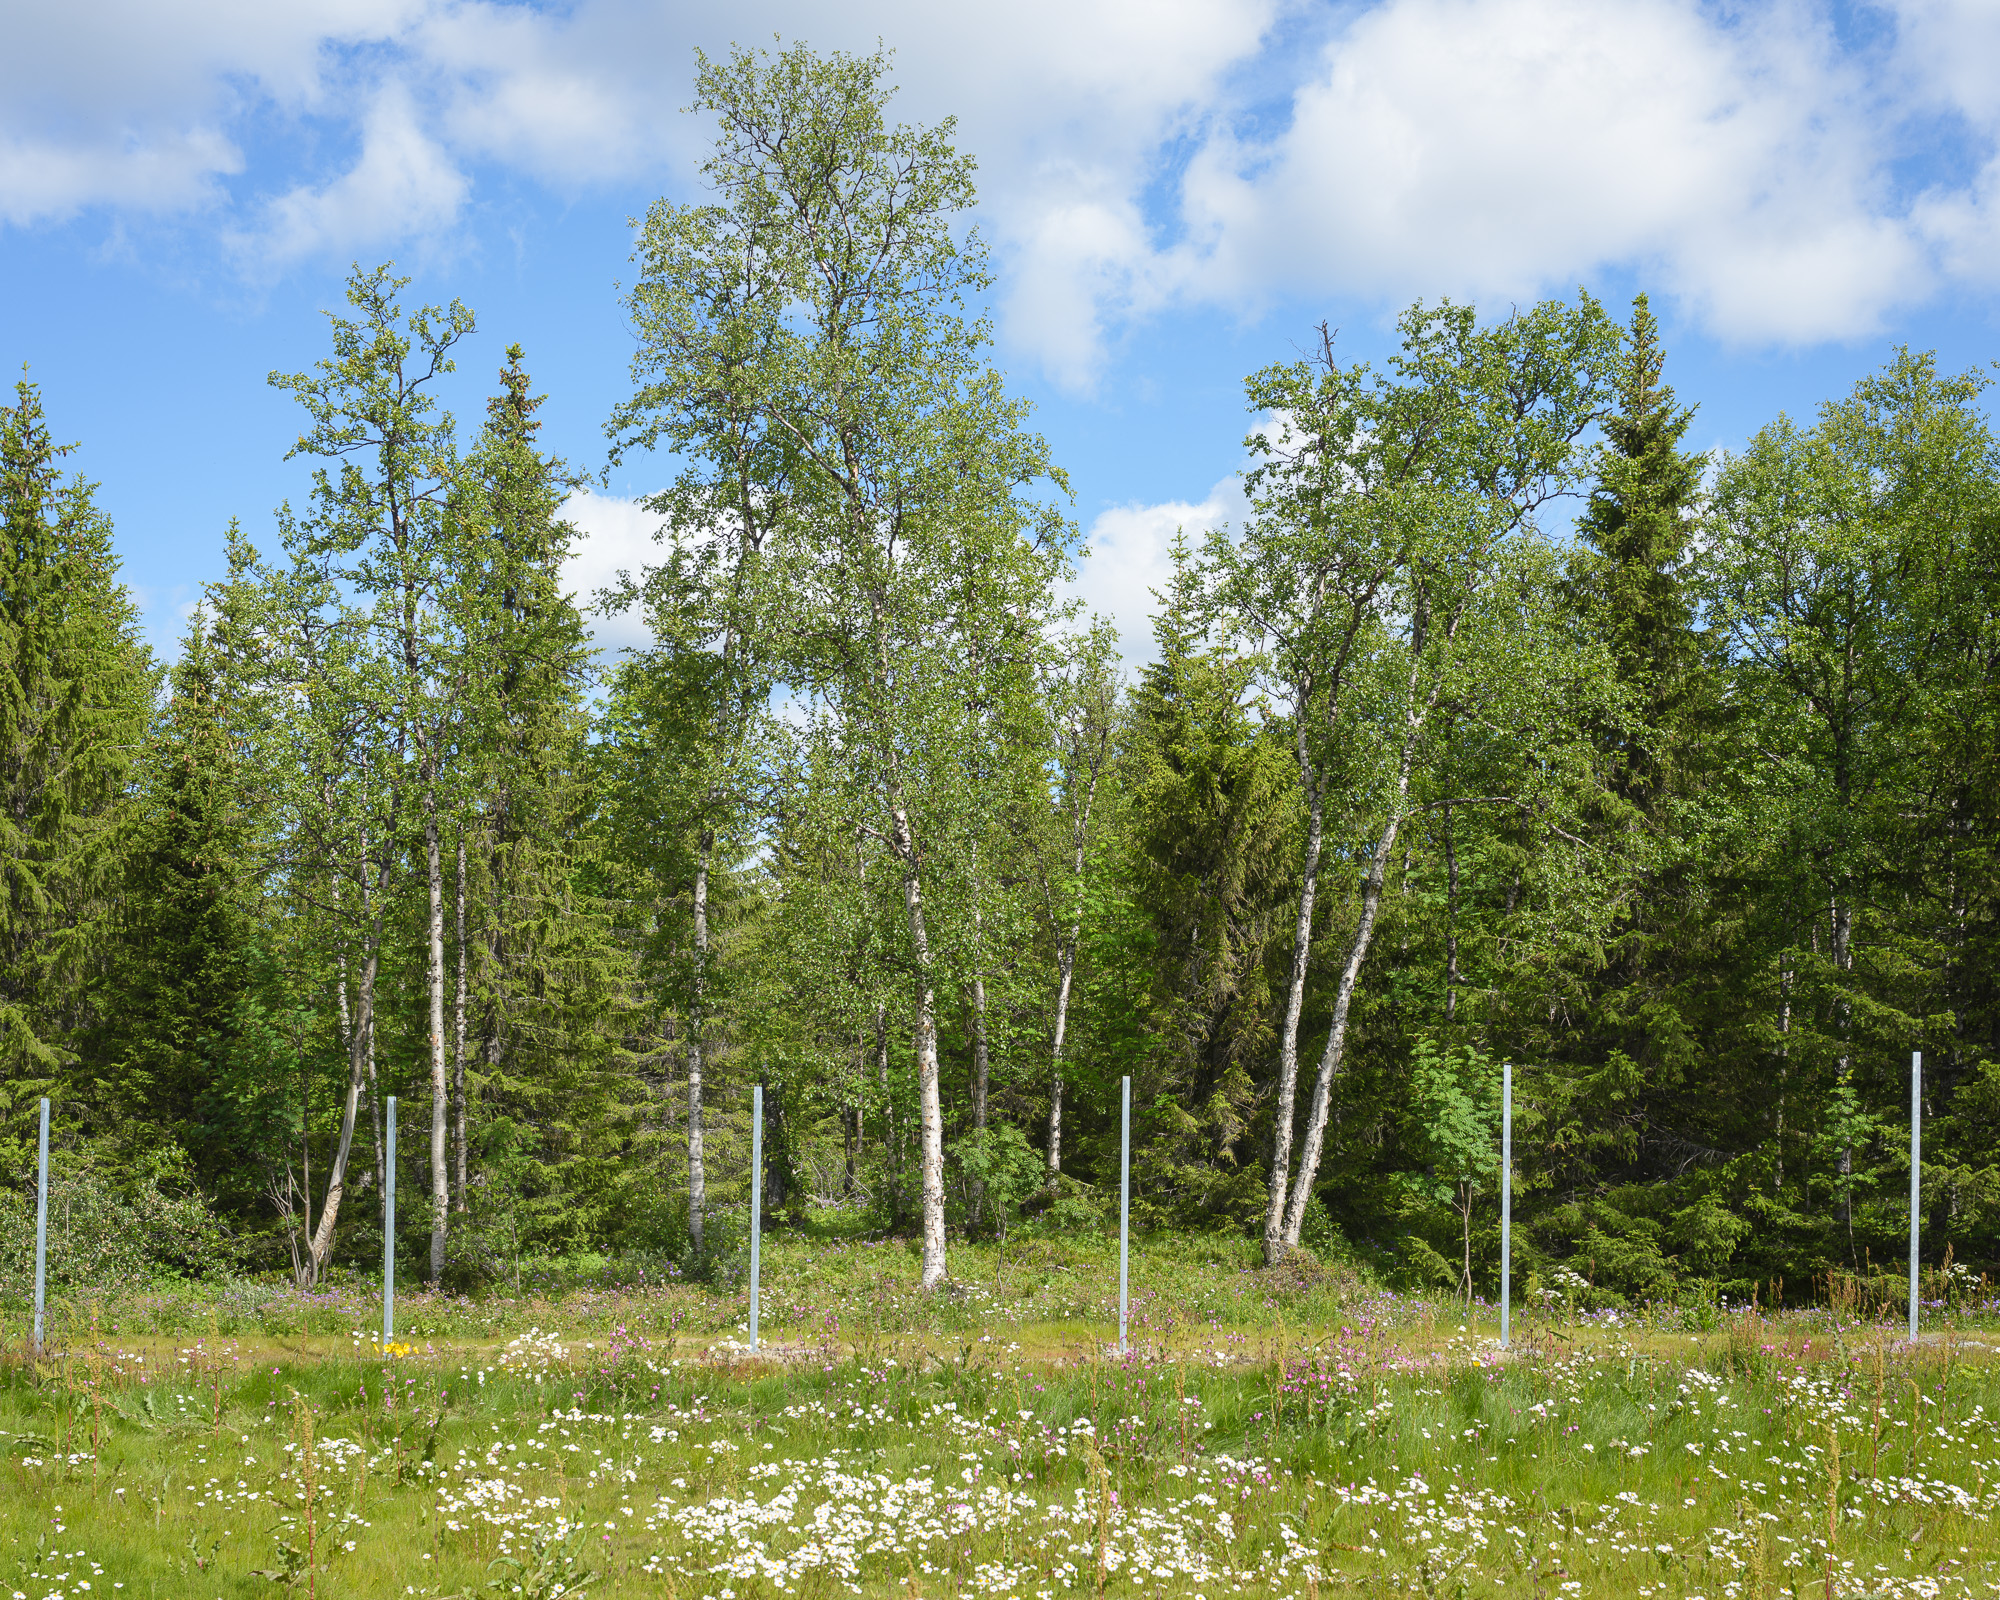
[3,41,1998,1317]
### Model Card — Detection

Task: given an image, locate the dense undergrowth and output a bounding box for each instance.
[4,1237,2000,1598]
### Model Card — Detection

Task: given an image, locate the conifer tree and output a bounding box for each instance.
[102,610,253,1179]
[1113,538,1294,1223]
[0,379,151,1163]
[1571,295,1709,814]
[1561,295,1716,1159]
[452,347,630,1261]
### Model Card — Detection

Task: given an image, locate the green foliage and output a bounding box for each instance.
[950,1122,1043,1240]
[0,1144,233,1298]
[96,612,255,1191]
[0,378,151,1154]
[1401,1040,1501,1205]
[7,56,2000,1307]
[1093,538,1294,1229]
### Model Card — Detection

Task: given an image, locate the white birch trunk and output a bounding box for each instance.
[891,801,948,1289]
[1047,946,1074,1177]
[453,830,468,1212]
[1046,745,1102,1180]
[426,793,450,1282]
[1263,757,1326,1264]
[970,917,989,1131]
[1279,651,1435,1253]
[969,900,989,1227]
[687,851,708,1255]
[310,843,383,1276]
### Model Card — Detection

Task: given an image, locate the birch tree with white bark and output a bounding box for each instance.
[269,265,476,1283]
[617,42,1076,1288]
[1223,297,1617,1263]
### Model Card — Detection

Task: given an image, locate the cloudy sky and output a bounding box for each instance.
[6,0,1998,663]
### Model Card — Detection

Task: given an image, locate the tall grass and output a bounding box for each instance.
[3,1236,1996,1597]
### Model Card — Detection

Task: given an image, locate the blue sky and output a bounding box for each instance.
[5,0,1999,665]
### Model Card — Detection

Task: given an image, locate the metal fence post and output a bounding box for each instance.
[383,1096,397,1346]
[750,1084,762,1353]
[1910,1051,1922,1343]
[1501,1062,1512,1351]
[1119,1075,1130,1356]
[32,1098,49,1356]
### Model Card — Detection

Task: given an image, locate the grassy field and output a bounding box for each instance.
[4,1233,1998,1599]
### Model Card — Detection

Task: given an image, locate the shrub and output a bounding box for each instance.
[0,1153,234,1302]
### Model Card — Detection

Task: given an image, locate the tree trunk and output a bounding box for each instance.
[1263,761,1326,1266]
[425,793,449,1283]
[358,829,386,1202]
[687,847,708,1256]
[843,1081,858,1198]
[876,1003,898,1227]
[1048,941,1075,1177]
[1460,1184,1474,1302]
[1776,949,1791,1192]
[891,801,948,1289]
[1833,895,1855,1260]
[968,894,990,1228]
[453,829,468,1213]
[311,847,383,1277]
[1443,803,1459,1026]
[1046,714,1105,1180]
[367,1009,383,1201]
[1278,668,1432,1254]
[970,960,989,1130]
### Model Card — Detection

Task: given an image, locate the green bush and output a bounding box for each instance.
[0,1153,234,1301]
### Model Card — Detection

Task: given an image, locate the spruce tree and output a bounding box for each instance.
[1562,294,1716,1176]
[1571,294,1708,814]
[101,614,253,1180]
[1114,536,1295,1225]
[452,348,631,1264]
[0,379,151,1164]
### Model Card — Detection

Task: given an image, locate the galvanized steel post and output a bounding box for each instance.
[1910,1051,1922,1343]
[383,1096,397,1346]
[32,1098,49,1355]
[1119,1075,1130,1355]
[1500,1063,1512,1351]
[750,1084,762,1353]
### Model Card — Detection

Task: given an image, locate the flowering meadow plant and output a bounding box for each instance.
[3,1237,1999,1596]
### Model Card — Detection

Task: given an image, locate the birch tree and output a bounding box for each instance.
[1033,625,1118,1178]
[1227,296,1616,1262]
[270,264,474,1282]
[617,43,1075,1288]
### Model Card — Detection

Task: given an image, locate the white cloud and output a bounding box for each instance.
[0,127,243,227]
[562,488,660,658]
[1886,0,2000,121]
[228,83,468,270]
[0,0,1277,359]
[1070,475,1245,668]
[1890,0,2000,287]
[0,0,423,225]
[1170,0,1929,343]
[11,0,2000,367]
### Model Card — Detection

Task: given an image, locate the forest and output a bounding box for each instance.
[3,41,1997,1313]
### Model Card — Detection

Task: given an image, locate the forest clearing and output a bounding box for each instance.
[6,1233,2000,1599]
[4,31,2000,1600]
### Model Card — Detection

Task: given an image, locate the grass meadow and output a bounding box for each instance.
[4,1232,1999,1599]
